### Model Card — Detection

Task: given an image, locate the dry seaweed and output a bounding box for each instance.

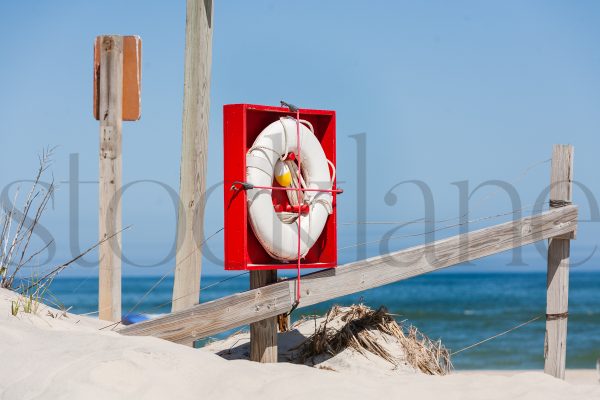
[293,304,452,375]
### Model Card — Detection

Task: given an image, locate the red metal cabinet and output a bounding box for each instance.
[223,104,337,270]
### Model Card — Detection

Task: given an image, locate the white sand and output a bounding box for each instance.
[204,312,422,376]
[1,288,598,400]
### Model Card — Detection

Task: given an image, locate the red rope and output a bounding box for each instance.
[295,110,302,303]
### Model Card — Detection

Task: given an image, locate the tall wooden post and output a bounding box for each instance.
[98,36,123,322]
[172,0,214,312]
[544,144,574,379]
[250,270,278,362]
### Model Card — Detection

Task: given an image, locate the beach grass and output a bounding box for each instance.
[0,149,103,317]
[1,148,55,291]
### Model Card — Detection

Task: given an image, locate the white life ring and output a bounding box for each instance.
[246,117,333,261]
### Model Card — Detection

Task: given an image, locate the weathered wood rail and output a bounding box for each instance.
[120,204,578,346]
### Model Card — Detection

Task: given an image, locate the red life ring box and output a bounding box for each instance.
[223,103,338,271]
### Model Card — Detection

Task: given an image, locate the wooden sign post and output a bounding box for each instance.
[94,35,141,321]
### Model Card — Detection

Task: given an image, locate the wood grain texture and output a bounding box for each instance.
[250,270,278,362]
[121,276,293,346]
[98,35,123,322]
[172,0,214,312]
[544,144,573,379]
[296,205,578,308]
[120,205,577,344]
[93,36,141,121]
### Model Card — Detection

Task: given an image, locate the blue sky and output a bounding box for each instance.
[1,1,599,276]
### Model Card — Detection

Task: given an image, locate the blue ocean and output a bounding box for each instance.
[45,271,599,370]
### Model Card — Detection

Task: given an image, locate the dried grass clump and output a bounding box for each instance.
[294,304,452,375]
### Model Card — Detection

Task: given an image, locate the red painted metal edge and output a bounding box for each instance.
[223,104,337,271]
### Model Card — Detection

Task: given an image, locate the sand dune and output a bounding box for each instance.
[1,288,598,400]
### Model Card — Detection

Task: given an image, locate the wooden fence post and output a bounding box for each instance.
[172,0,214,312]
[250,270,278,362]
[98,35,123,322]
[544,144,574,379]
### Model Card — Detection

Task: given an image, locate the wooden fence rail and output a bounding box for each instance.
[120,204,578,346]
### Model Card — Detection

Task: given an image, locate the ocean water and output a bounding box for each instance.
[43,271,600,370]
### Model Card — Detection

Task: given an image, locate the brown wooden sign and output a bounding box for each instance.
[93,35,141,121]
